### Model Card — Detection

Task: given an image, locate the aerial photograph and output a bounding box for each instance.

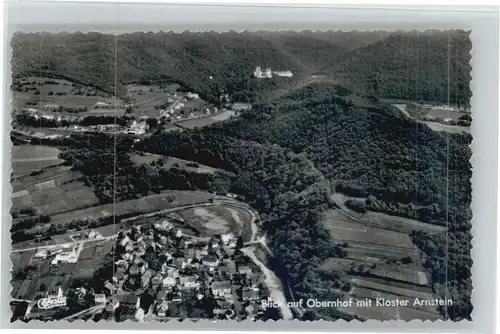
[9,27,472,322]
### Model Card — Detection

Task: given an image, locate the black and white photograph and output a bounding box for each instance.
[7,4,475,324]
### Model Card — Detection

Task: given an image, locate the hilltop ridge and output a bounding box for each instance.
[11,30,471,106]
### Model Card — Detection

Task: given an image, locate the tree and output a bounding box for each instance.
[235,236,244,250]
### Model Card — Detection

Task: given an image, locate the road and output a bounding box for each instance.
[11,235,117,254]
[62,303,107,321]
[13,197,257,254]
[244,235,273,255]
[158,96,184,120]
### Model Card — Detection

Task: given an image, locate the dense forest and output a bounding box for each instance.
[216,83,472,231]
[330,30,472,108]
[11,29,471,106]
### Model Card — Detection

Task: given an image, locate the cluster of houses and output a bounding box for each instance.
[159,91,220,122]
[100,220,270,321]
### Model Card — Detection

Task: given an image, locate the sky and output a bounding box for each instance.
[5,2,475,33]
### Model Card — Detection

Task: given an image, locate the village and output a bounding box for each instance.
[20,213,278,322]
[102,218,273,321]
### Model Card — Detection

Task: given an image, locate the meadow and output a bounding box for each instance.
[11,145,63,178]
[11,164,99,216]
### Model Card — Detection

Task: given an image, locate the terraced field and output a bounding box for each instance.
[321,206,445,320]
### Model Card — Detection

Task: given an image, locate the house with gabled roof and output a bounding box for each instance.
[212,280,231,298]
[105,297,120,313]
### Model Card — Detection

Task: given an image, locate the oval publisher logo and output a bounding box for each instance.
[37,297,67,309]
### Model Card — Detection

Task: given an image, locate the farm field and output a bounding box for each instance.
[322,209,416,249]
[10,250,36,268]
[177,110,236,129]
[126,83,189,117]
[427,108,468,121]
[47,190,221,226]
[331,192,447,234]
[33,95,126,115]
[320,204,445,320]
[423,121,470,134]
[129,152,224,175]
[350,277,434,300]
[342,244,420,262]
[12,127,69,139]
[11,164,99,216]
[338,297,442,321]
[362,211,447,234]
[126,83,180,94]
[368,264,428,286]
[46,225,117,246]
[392,104,470,134]
[11,145,64,178]
[12,76,126,115]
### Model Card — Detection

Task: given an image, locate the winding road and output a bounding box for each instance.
[241,246,293,320]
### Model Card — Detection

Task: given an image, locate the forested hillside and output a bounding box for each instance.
[11,30,344,102]
[218,82,472,230]
[135,82,472,320]
[299,29,392,51]
[11,29,471,106]
[330,30,472,107]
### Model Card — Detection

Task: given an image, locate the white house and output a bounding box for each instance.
[134,308,145,322]
[162,277,176,288]
[212,280,231,298]
[221,234,234,246]
[34,250,48,259]
[275,70,293,77]
[95,294,106,304]
[180,276,199,290]
[120,235,131,247]
[204,255,219,268]
[254,66,272,79]
[51,247,78,265]
[156,300,169,317]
